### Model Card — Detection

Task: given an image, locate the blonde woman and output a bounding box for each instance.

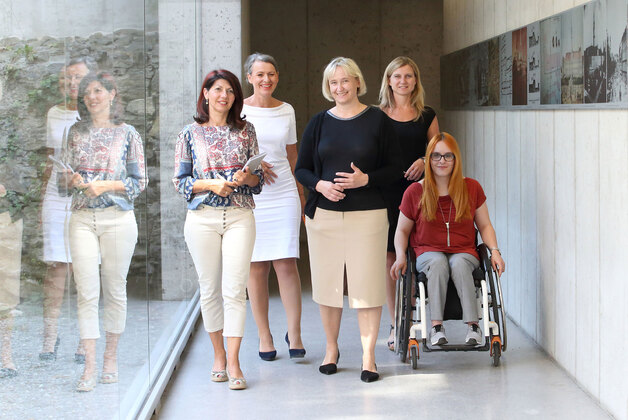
[242,53,305,361]
[295,57,401,382]
[379,56,439,350]
[390,132,505,346]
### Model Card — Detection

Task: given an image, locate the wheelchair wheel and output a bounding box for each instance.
[491,337,501,367]
[478,245,503,345]
[395,258,413,363]
[410,345,419,370]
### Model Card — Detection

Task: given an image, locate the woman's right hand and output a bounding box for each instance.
[261,161,277,184]
[208,179,237,197]
[389,256,407,280]
[315,180,345,202]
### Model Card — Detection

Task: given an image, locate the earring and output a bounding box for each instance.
[110,100,113,106]
[205,99,208,105]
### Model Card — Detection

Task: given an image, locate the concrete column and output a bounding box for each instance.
[159,0,248,300]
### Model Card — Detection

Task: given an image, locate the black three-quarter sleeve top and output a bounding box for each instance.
[295,106,402,218]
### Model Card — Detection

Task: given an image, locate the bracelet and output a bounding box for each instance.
[490,247,500,255]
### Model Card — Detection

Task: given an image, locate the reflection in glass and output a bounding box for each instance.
[0,191,22,379]
[60,71,147,392]
[40,58,97,363]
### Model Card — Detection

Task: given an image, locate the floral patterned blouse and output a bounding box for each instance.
[64,124,147,211]
[173,121,263,210]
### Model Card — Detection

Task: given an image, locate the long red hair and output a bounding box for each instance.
[420,132,470,222]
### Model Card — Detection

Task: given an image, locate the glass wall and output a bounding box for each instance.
[0,0,201,417]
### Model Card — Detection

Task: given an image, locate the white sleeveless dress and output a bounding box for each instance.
[42,105,76,263]
[243,103,301,261]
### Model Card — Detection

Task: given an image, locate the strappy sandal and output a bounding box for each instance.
[210,370,228,382]
[76,375,97,392]
[228,376,247,390]
[100,371,118,384]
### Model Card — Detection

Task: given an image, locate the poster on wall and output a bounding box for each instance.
[499,32,513,106]
[488,37,500,105]
[440,0,627,109]
[584,0,607,103]
[474,42,489,106]
[541,16,562,104]
[512,27,528,105]
[561,7,584,104]
[528,22,541,104]
[606,0,628,102]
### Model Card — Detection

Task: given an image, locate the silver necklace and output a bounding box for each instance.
[437,198,453,247]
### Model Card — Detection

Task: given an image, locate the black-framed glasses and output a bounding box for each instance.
[430,152,455,162]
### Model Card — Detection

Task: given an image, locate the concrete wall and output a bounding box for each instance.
[249,0,443,136]
[0,0,151,38]
[442,1,628,419]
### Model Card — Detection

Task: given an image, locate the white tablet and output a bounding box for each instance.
[243,152,267,171]
[48,155,74,173]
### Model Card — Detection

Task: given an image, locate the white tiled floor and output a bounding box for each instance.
[156,296,611,419]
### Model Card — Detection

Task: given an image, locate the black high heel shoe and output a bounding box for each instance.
[318,350,340,375]
[360,364,379,383]
[39,337,60,361]
[285,332,306,359]
[258,334,276,361]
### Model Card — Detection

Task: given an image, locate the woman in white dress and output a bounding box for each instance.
[40,58,95,362]
[243,53,306,360]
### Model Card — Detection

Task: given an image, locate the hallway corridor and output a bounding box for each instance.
[155,296,610,419]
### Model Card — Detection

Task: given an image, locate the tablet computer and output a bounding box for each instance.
[243,152,267,171]
[48,155,74,173]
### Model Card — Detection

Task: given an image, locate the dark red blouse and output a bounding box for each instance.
[399,178,486,259]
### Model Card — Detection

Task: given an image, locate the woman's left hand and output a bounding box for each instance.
[79,180,109,198]
[334,162,368,189]
[233,167,257,187]
[490,251,506,277]
[405,158,425,181]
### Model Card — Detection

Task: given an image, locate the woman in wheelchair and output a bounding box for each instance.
[390,132,505,346]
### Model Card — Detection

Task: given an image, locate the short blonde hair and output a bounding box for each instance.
[321,57,367,102]
[378,56,425,121]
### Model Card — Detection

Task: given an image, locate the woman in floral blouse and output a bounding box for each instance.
[61,71,147,392]
[173,69,263,390]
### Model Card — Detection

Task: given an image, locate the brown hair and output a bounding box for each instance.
[194,69,245,129]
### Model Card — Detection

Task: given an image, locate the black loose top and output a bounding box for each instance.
[295,106,402,218]
[390,105,436,192]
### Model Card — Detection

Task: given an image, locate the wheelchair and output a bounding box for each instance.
[393,239,507,368]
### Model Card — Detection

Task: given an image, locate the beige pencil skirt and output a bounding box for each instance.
[305,207,388,308]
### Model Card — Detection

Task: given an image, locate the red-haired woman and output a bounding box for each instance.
[390,132,505,346]
[173,69,263,390]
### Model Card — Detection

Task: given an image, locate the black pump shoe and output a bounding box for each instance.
[318,350,340,375]
[285,332,306,359]
[259,350,277,361]
[259,334,276,361]
[360,364,379,383]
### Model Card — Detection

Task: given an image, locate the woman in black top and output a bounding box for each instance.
[295,57,401,382]
[379,56,439,350]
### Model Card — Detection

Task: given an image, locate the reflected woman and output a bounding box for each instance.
[378,56,439,350]
[62,71,147,392]
[173,70,263,390]
[40,57,95,362]
[0,183,22,378]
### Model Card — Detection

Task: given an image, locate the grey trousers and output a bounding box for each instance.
[416,252,480,323]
